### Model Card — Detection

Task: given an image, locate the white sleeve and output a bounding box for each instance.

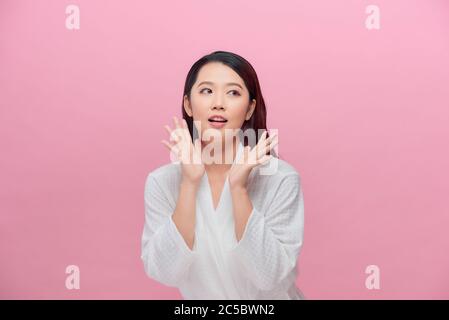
[228,173,304,291]
[140,174,197,287]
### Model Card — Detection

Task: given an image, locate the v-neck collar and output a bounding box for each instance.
[201,139,244,214]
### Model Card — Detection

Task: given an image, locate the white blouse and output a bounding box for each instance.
[140,140,305,299]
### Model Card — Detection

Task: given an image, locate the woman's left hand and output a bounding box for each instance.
[228,130,278,190]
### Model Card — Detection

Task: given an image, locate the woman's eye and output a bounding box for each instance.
[200,88,212,94]
[229,90,241,96]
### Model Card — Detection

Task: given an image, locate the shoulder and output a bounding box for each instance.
[250,157,302,186]
[144,162,181,191]
[273,157,301,178]
[248,157,303,208]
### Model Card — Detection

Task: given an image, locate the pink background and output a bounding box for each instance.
[1,0,448,299]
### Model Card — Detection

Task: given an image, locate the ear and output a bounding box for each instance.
[245,99,256,120]
[183,95,193,117]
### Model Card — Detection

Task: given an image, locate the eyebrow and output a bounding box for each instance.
[197,81,243,89]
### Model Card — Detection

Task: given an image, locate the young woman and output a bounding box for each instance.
[141,51,305,299]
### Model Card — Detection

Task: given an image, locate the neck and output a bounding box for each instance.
[202,137,240,173]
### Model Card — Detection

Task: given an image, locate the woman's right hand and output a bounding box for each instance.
[161,116,205,186]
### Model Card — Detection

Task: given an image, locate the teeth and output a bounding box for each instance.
[209,118,227,122]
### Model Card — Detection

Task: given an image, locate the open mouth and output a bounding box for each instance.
[208,116,228,123]
[208,119,227,123]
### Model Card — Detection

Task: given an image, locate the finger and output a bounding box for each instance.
[266,131,278,143]
[174,116,190,142]
[161,139,170,151]
[162,139,181,158]
[255,140,269,158]
[178,118,190,141]
[164,125,175,140]
[256,130,268,146]
[165,125,181,142]
[161,139,175,152]
[173,116,182,130]
[249,132,263,154]
[162,139,180,151]
[261,131,277,148]
[256,130,271,150]
[262,136,278,156]
[164,124,173,136]
[260,130,268,141]
[256,134,277,158]
[269,134,279,150]
[246,146,260,165]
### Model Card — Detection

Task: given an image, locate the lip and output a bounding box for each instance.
[207,114,228,129]
[208,120,227,129]
[208,115,228,122]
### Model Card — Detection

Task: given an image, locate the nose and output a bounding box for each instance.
[212,104,225,111]
[211,94,225,111]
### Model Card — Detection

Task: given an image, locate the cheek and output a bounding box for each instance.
[190,95,211,118]
[227,101,249,122]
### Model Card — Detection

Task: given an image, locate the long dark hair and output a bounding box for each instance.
[181,50,279,158]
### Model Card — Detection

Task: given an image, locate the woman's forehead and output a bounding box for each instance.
[196,62,245,87]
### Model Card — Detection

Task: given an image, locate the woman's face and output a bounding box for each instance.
[183,62,256,143]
